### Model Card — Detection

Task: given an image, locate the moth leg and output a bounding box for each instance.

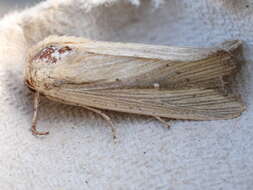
[83,106,117,140]
[31,91,50,135]
[154,116,170,129]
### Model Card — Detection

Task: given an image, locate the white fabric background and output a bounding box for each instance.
[0,0,252,189]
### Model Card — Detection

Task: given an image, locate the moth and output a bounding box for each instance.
[25,36,245,137]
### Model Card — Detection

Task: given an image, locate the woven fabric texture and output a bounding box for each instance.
[0,0,252,189]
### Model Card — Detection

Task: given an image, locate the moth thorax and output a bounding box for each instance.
[32,45,73,64]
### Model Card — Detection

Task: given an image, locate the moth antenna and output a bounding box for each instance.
[83,106,117,140]
[154,116,171,129]
[31,91,50,136]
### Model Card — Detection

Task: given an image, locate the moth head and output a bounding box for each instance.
[25,44,73,91]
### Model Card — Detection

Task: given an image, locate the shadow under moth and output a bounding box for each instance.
[25,36,245,138]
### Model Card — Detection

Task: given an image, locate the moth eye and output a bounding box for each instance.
[32,45,73,64]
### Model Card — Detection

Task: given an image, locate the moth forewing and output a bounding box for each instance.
[25,35,245,136]
[46,88,244,120]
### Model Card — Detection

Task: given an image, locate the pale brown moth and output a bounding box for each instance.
[25,36,245,137]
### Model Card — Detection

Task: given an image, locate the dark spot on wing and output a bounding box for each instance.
[58,46,72,54]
